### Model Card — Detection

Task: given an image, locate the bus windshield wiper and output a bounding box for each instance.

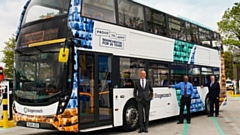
[15,49,23,54]
[19,54,35,56]
[33,46,43,52]
[42,51,59,54]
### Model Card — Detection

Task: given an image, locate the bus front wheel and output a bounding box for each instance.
[122,100,139,131]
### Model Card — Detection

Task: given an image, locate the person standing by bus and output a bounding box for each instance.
[134,70,153,133]
[201,75,220,117]
[168,75,193,124]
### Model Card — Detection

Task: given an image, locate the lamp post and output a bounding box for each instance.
[233,61,238,94]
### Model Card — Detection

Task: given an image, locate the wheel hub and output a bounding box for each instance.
[126,106,138,127]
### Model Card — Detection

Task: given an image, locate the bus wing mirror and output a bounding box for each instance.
[58,48,69,63]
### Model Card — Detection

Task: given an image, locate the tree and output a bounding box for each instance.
[218,2,240,81]
[1,34,15,78]
[217,2,240,46]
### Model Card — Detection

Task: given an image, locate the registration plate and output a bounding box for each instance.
[26,122,39,128]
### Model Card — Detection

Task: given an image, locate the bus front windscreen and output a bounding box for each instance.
[14,51,65,105]
[22,0,70,25]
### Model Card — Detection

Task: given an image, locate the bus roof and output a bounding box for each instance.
[177,15,212,31]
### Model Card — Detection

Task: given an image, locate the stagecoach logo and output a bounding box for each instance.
[23,107,43,113]
[154,93,172,99]
[95,28,126,49]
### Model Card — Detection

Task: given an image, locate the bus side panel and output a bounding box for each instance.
[113,87,180,124]
[191,87,207,113]
[91,21,175,63]
[173,87,207,114]
[193,45,220,67]
[113,88,180,127]
[80,21,221,68]
[113,87,209,127]
[149,88,179,121]
[113,88,134,127]
[196,87,208,107]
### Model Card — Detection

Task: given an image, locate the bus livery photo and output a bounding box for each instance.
[13,0,227,132]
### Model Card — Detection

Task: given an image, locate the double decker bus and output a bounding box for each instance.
[13,0,227,132]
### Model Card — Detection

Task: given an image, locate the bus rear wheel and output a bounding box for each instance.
[205,95,210,114]
[122,100,139,131]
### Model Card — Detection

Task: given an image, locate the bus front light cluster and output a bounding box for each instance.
[57,93,70,115]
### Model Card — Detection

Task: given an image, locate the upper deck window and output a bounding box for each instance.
[212,32,222,47]
[145,8,166,36]
[118,0,144,30]
[168,17,186,41]
[23,0,70,25]
[186,22,199,44]
[82,0,116,23]
[199,28,211,46]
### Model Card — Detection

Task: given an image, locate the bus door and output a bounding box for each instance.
[78,51,113,130]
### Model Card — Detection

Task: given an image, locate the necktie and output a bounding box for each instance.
[184,83,187,97]
[210,82,213,87]
[142,79,144,89]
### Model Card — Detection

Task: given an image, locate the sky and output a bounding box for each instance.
[0,0,238,68]
[0,0,26,67]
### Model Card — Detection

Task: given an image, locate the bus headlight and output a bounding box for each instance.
[61,102,66,107]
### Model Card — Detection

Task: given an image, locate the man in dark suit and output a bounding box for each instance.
[201,75,220,117]
[134,70,153,133]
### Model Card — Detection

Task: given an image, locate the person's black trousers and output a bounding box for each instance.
[138,99,150,129]
[209,98,219,116]
[179,95,191,122]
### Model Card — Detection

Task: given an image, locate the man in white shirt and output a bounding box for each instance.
[133,70,153,133]
[201,75,220,117]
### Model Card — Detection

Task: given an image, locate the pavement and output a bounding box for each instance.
[1,96,240,135]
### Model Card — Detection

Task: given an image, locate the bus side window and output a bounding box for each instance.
[119,58,145,88]
[82,0,116,23]
[118,0,145,31]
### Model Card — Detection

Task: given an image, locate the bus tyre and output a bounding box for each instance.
[205,95,210,114]
[122,100,139,131]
